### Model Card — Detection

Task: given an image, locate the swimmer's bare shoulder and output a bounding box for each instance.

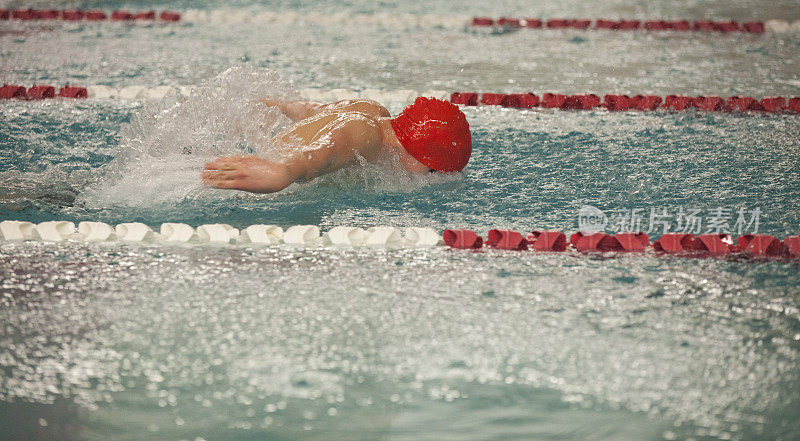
[260,98,389,121]
[322,99,390,118]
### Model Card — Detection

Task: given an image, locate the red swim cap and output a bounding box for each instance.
[391,97,472,172]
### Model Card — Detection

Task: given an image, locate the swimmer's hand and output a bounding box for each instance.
[202,156,295,193]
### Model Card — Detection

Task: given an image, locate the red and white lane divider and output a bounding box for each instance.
[0,9,469,28]
[3,10,798,33]
[0,84,449,103]
[0,9,180,22]
[2,85,797,115]
[451,92,800,114]
[1,220,798,260]
[471,17,800,33]
[0,84,191,100]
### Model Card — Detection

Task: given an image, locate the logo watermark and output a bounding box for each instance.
[577,205,761,235]
[578,205,608,235]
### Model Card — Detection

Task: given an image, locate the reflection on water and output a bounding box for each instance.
[1,243,798,440]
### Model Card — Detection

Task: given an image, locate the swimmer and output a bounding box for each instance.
[202,97,472,193]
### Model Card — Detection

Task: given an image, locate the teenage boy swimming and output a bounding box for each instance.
[202,97,472,193]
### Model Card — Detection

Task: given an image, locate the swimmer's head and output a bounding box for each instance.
[391,97,472,172]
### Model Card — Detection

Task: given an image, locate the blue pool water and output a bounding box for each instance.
[2,1,800,440]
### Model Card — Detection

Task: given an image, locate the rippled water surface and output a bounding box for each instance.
[1,0,800,440]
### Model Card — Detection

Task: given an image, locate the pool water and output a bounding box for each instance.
[1,1,800,440]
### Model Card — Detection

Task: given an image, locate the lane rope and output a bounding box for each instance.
[2,85,797,114]
[4,9,799,33]
[0,85,449,103]
[1,220,797,260]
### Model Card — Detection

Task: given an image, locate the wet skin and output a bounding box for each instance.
[202,99,430,193]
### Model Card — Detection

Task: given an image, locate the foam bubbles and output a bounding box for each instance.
[119,66,299,159]
[78,67,298,209]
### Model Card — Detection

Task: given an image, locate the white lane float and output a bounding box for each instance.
[765,19,791,33]
[160,223,197,243]
[36,221,75,242]
[144,86,176,100]
[404,227,442,247]
[323,226,368,246]
[283,225,320,246]
[0,220,38,241]
[86,85,117,99]
[196,224,239,244]
[365,226,403,248]
[78,221,115,242]
[239,225,283,244]
[118,86,148,100]
[116,223,156,242]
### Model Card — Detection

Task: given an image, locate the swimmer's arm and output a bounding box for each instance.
[203,121,382,193]
[259,99,326,122]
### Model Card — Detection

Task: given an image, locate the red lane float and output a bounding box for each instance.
[614,232,650,251]
[736,235,788,257]
[85,11,107,21]
[785,236,800,257]
[541,93,568,108]
[563,94,601,110]
[696,234,733,255]
[450,92,479,106]
[604,94,632,111]
[501,93,539,108]
[111,11,134,21]
[471,17,766,33]
[546,19,571,29]
[693,96,726,111]
[58,86,87,98]
[160,11,181,22]
[487,230,528,250]
[569,232,649,252]
[527,231,568,251]
[663,95,694,110]
[523,18,543,28]
[26,85,55,100]
[480,93,506,106]
[62,10,83,20]
[0,85,27,99]
[498,17,521,28]
[570,232,621,251]
[760,97,787,112]
[653,233,698,253]
[443,229,483,249]
[631,95,662,110]
[136,11,156,20]
[742,22,765,33]
[1,84,87,100]
[727,96,764,111]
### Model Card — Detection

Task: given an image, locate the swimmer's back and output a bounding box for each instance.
[319,99,390,118]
